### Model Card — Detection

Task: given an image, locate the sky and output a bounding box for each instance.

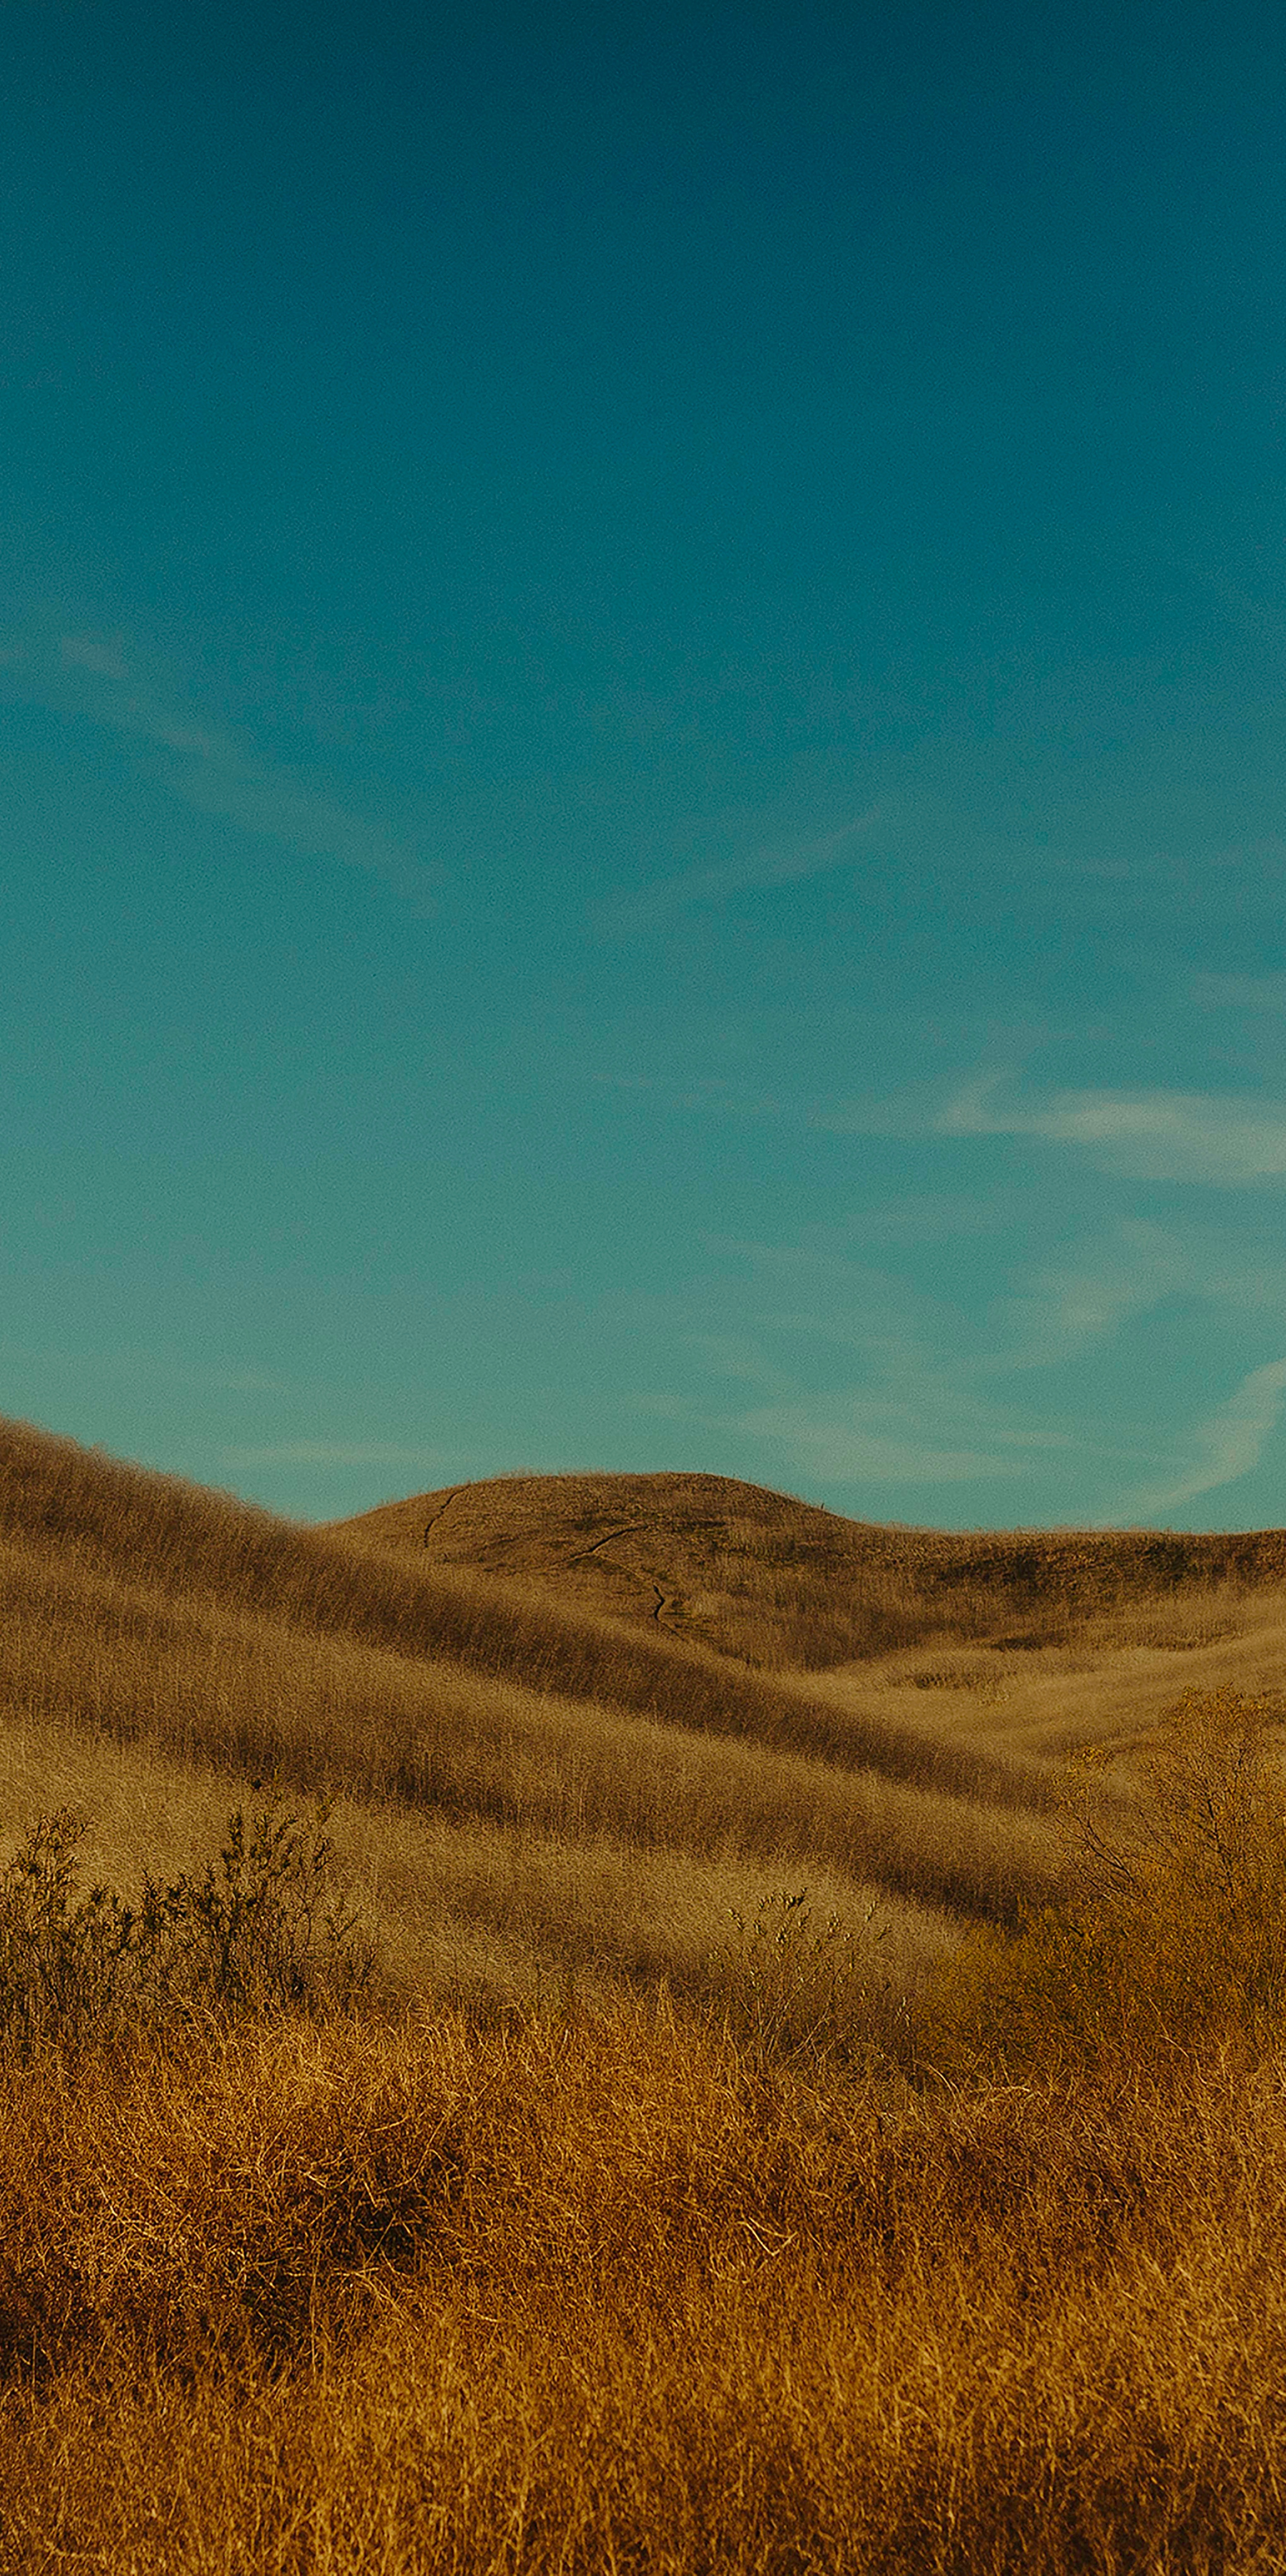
[3,0,1286,1532]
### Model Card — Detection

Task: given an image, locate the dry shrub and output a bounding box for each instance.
[0,1798,373,2056]
[918,1688,1286,2077]
[716,1885,904,2072]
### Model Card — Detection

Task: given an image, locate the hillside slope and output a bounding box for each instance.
[3,1428,1286,2576]
[0,1420,1019,1798]
[0,1416,1055,2020]
[337,1467,1286,1667]
[3,1413,1286,2026]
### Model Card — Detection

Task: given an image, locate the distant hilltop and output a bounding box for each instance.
[332,1467,1286,1670]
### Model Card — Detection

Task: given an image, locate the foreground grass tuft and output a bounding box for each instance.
[5,1683,1286,2570]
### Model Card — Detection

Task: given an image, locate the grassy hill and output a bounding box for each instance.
[3,1410,1285,2013]
[338,1465,1286,1666]
[6,1413,1286,2568]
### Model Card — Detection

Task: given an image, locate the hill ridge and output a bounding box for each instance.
[4,1409,1286,2027]
[336,1466,1286,1669]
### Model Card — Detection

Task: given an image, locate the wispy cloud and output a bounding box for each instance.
[61,632,132,683]
[938,1075,1286,1185]
[0,1343,286,1394]
[650,1219,1286,1517]
[992,1221,1195,1370]
[728,1404,1034,1487]
[1119,1357,1286,1516]
[0,628,437,912]
[664,1239,1081,1493]
[813,1077,976,1141]
[594,1071,792,1124]
[597,807,884,934]
[1165,551,1286,657]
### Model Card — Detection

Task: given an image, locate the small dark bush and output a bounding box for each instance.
[0,1798,375,2055]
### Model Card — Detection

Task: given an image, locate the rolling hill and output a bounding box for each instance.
[336,1465,1286,1667]
[0,1409,1284,2020]
[7,1413,1286,2569]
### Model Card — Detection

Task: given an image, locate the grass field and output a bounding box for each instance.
[3,1412,1286,2569]
[340,1462,1286,1668]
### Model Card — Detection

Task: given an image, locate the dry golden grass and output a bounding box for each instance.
[0,1420,1037,1804]
[0,1699,953,2028]
[4,1411,1285,2027]
[341,1465,1286,1668]
[4,2011,1286,2572]
[6,1414,1286,2568]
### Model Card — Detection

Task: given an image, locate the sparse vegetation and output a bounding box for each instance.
[718,1883,894,2072]
[919,1686,1286,2080]
[0,1795,373,2056]
[5,1414,1286,2569]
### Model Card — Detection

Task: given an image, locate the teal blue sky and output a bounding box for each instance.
[4,0,1286,1529]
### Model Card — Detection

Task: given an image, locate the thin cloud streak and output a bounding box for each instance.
[1192,972,1286,1013]
[730,1404,1032,1485]
[676,1240,1084,1492]
[667,1220,1286,1518]
[1119,1357,1286,1515]
[2,630,437,912]
[0,1344,286,1394]
[992,1221,1194,1372]
[938,1075,1286,1185]
[597,806,884,934]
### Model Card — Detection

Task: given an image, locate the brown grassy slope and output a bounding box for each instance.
[0,1418,1032,1805]
[5,1411,1286,2016]
[10,1429,1286,2569]
[337,1467,1286,1667]
[0,1417,1055,2006]
[0,1699,965,2024]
